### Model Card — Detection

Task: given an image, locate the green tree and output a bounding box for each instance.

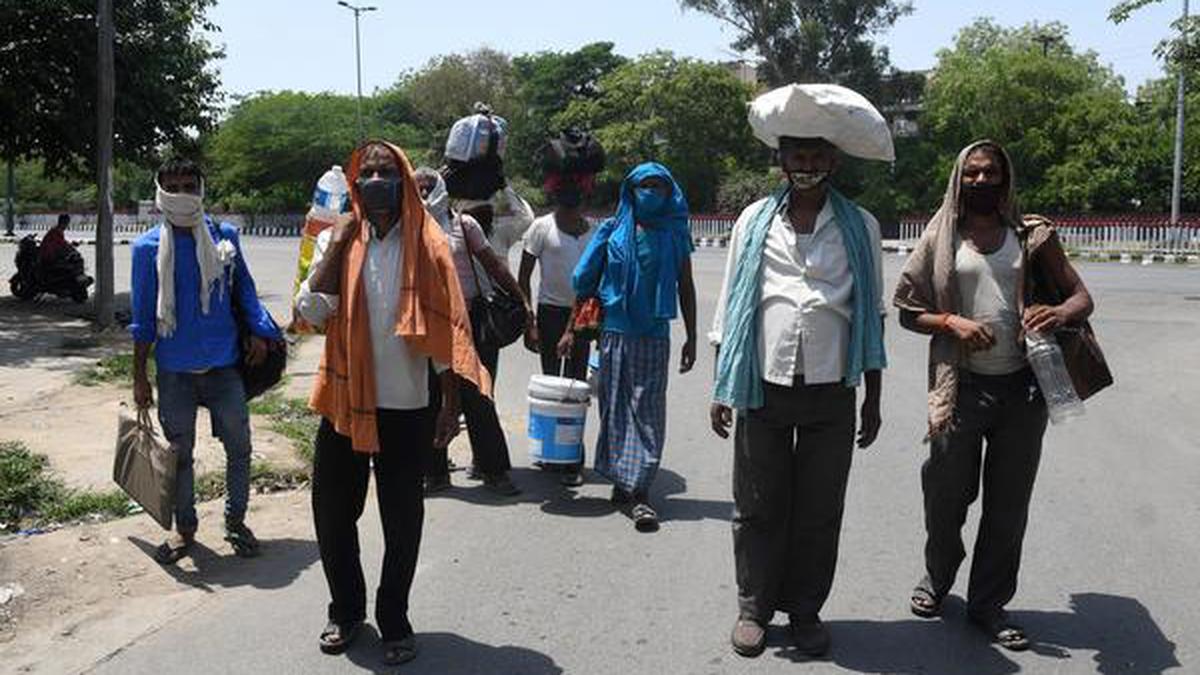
[557,52,759,210]
[0,0,223,173]
[678,0,912,94]
[205,91,426,212]
[920,20,1141,212]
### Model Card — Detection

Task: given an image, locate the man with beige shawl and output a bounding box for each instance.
[893,140,1094,651]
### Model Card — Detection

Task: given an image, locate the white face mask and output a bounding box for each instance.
[156,179,205,229]
[786,170,830,191]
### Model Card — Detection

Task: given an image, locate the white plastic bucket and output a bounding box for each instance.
[527,397,587,464]
[527,374,590,403]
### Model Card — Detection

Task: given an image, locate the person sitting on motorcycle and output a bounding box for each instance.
[38,214,70,265]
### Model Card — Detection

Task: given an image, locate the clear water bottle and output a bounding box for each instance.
[1026,331,1086,424]
[310,165,349,223]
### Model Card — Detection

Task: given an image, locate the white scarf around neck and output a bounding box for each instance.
[154,179,237,337]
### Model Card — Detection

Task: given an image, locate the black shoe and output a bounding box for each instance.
[731,618,766,657]
[788,615,830,657]
[424,473,451,494]
[482,472,521,496]
[631,502,659,532]
[318,620,362,655]
[560,466,584,487]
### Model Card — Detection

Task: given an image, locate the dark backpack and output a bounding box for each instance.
[540,129,606,175]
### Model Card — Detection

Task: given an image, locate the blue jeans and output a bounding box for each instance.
[156,367,252,532]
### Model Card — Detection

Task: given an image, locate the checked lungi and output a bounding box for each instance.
[594,331,670,496]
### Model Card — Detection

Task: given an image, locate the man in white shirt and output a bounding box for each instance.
[711,136,887,658]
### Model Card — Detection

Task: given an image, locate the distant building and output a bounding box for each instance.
[720,60,762,88]
[880,70,929,138]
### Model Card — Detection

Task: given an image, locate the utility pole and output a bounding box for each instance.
[1171,0,1189,225]
[95,0,115,328]
[1033,33,1062,57]
[337,1,377,140]
[4,160,13,237]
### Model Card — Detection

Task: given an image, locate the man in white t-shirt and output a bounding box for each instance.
[518,172,596,487]
[519,172,595,380]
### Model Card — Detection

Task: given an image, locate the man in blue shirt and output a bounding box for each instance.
[129,158,281,564]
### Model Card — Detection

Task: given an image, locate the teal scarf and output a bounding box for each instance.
[713,186,887,410]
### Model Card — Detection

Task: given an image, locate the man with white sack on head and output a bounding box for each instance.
[709,84,892,658]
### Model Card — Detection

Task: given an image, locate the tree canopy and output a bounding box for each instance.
[0,0,223,174]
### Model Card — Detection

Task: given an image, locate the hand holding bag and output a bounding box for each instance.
[1021,216,1114,400]
[113,406,176,530]
[462,215,527,351]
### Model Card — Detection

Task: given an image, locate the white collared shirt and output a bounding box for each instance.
[296,226,445,410]
[709,195,885,386]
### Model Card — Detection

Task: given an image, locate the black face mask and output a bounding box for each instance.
[357,176,401,219]
[961,182,1005,215]
[555,186,583,209]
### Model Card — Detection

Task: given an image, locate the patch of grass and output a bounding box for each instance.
[194,460,310,502]
[250,390,318,465]
[0,441,133,531]
[75,352,154,387]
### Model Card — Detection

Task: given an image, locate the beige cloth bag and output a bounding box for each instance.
[113,406,176,530]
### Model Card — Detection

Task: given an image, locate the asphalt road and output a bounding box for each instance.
[40,237,1198,674]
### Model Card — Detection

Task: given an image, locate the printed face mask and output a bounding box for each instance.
[356,176,401,219]
[786,170,830,191]
[961,182,1004,215]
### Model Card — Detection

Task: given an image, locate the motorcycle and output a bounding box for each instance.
[9,235,94,303]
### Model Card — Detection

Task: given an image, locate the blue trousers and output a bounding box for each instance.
[156,366,252,531]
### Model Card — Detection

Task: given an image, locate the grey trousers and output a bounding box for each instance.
[921,368,1048,622]
[733,378,856,623]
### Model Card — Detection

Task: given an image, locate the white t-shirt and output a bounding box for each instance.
[523,213,594,308]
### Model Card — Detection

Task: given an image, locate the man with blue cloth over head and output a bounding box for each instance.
[709,84,892,658]
[562,162,697,533]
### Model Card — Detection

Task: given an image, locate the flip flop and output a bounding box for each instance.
[153,534,194,565]
[910,585,943,618]
[318,620,361,655]
[382,636,418,665]
[972,614,1031,652]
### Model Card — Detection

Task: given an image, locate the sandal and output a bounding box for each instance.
[910,584,944,618]
[382,636,418,665]
[631,502,659,532]
[318,620,362,655]
[153,532,194,565]
[972,614,1031,652]
[224,520,260,558]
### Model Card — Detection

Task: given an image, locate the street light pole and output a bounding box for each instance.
[1171,0,1189,225]
[337,1,377,140]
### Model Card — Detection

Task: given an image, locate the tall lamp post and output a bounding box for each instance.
[1171,0,1189,226]
[337,1,377,140]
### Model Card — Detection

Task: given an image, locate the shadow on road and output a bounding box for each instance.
[0,293,131,370]
[651,468,733,523]
[766,592,1179,675]
[127,535,319,593]
[338,624,563,674]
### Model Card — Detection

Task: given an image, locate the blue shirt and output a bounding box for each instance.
[129,220,280,373]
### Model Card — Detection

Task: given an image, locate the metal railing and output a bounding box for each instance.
[895,216,1200,258]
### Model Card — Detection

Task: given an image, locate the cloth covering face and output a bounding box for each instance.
[154,180,236,337]
[892,140,1029,438]
[748,84,895,162]
[308,141,491,454]
[571,162,692,328]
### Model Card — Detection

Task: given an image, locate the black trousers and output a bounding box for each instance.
[732,378,856,622]
[424,337,512,478]
[536,303,590,381]
[311,408,432,640]
[922,368,1048,621]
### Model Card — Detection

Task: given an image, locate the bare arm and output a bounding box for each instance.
[678,257,697,373]
[133,341,154,408]
[1024,240,1094,332]
[308,216,358,295]
[477,247,532,311]
[517,251,537,307]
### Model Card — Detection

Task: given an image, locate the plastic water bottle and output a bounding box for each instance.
[310,165,349,223]
[1026,331,1086,424]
